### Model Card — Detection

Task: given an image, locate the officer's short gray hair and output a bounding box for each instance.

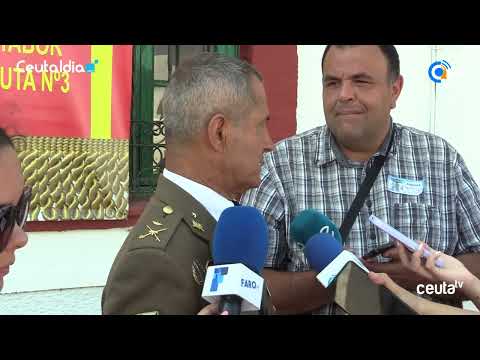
[162,52,263,143]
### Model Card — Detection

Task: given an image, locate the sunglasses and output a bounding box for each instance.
[0,187,31,253]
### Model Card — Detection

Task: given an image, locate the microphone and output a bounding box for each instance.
[304,233,417,314]
[304,233,368,288]
[201,206,268,315]
[290,210,342,248]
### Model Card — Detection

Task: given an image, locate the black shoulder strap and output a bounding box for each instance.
[339,129,395,241]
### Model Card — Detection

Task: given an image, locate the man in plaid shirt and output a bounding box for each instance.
[241,45,480,314]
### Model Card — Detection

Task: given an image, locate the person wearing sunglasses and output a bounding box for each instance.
[0,127,30,291]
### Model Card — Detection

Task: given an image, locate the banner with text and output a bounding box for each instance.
[0,45,133,221]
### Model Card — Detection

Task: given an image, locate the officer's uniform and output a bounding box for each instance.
[102,174,276,315]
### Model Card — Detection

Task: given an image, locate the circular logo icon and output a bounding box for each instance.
[428,60,451,83]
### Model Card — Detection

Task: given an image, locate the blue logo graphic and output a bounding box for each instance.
[85,59,99,73]
[210,267,229,292]
[428,60,451,83]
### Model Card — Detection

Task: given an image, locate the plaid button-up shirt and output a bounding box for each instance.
[241,122,480,314]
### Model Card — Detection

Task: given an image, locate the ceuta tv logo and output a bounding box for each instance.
[428,60,452,84]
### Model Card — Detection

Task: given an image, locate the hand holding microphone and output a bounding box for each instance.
[369,215,444,268]
[197,303,229,315]
[395,240,477,286]
[290,210,420,314]
[364,215,460,292]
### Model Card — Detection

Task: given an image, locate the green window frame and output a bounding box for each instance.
[129,45,239,197]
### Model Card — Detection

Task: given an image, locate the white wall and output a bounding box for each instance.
[296,45,327,133]
[0,287,104,315]
[0,228,127,314]
[391,45,434,132]
[434,45,480,183]
[296,45,434,134]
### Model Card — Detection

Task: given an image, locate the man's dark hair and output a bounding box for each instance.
[322,45,400,81]
[0,128,13,149]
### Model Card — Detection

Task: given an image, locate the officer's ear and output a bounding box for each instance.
[206,113,228,153]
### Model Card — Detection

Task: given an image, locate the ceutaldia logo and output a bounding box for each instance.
[15,59,99,74]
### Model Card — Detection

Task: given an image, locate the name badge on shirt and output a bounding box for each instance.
[387,175,424,196]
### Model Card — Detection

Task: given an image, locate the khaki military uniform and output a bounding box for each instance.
[102,174,216,315]
[102,174,276,315]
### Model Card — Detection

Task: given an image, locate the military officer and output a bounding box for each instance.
[102,52,275,315]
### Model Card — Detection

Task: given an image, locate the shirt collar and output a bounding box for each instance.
[315,125,336,166]
[316,118,395,167]
[163,168,233,221]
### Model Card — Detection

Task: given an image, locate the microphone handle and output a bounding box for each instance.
[218,294,243,315]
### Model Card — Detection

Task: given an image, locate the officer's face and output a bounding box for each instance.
[0,146,28,291]
[226,77,274,195]
[322,45,403,152]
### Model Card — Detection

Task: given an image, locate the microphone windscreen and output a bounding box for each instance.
[213,206,268,274]
[304,233,343,273]
[291,209,342,245]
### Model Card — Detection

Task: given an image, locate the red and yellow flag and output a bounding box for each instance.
[0,45,133,221]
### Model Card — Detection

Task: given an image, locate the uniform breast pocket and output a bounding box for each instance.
[389,203,444,252]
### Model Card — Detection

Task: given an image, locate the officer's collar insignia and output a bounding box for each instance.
[138,222,168,242]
